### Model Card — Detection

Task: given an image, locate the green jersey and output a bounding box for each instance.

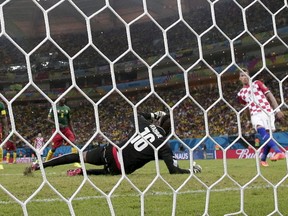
[48,105,71,127]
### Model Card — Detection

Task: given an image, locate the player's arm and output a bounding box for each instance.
[46,108,56,125]
[265,92,284,121]
[242,108,252,128]
[236,93,247,105]
[257,79,285,123]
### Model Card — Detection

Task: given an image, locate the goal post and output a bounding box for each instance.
[0,0,287,215]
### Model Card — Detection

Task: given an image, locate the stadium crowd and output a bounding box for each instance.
[11,73,287,152]
[0,0,287,78]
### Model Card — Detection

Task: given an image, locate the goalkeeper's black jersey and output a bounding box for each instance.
[116,114,189,174]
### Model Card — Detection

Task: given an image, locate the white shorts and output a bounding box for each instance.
[251,112,275,131]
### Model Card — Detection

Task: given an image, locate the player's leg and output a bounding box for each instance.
[64,127,75,143]
[45,147,55,161]
[260,143,271,166]
[253,114,285,166]
[13,151,17,164]
[71,147,78,154]
[66,128,81,167]
[0,147,3,169]
[24,146,106,175]
[66,147,108,176]
[23,152,81,175]
[45,133,62,161]
[257,127,285,162]
[31,150,36,162]
[84,147,106,165]
[40,150,44,162]
[6,151,10,163]
[42,153,81,169]
[71,143,81,167]
[64,127,81,167]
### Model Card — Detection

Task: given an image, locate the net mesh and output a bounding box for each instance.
[0,0,287,215]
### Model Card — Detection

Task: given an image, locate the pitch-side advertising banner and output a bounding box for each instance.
[215,147,288,159]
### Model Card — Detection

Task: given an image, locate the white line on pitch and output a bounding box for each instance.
[0,184,288,205]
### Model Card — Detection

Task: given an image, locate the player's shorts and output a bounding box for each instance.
[251,112,275,131]
[52,127,76,149]
[85,145,121,175]
[5,141,16,151]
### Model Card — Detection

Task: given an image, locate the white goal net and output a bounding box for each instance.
[0,0,288,215]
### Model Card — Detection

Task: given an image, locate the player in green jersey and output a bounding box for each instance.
[0,101,9,169]
[45,96,78,163]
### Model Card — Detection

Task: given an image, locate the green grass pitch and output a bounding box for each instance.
[0,159,287,216]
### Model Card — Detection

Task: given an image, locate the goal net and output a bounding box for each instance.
[0,0,287,215]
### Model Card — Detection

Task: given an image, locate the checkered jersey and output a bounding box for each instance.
[237,80,272,115]
[34,137,44,150]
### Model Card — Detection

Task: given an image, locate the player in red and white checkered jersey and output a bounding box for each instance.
[238,81,272,116]
[237,68,286,167]
[32,133,45,162]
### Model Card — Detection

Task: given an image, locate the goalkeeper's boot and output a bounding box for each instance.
[31,162,40,171]
[260,161,269,167]
[67,168,83,176]
[270,152,285,161]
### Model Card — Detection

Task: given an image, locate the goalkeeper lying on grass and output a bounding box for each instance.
[24,111,202,176]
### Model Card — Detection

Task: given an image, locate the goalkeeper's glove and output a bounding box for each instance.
[190,162,202,174]
[151,111,167,120]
